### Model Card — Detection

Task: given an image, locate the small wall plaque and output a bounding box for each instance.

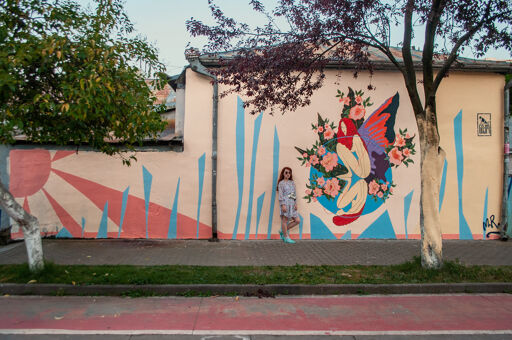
[477,113,491,136]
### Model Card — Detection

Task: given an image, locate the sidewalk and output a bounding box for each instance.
[1,238,512,266]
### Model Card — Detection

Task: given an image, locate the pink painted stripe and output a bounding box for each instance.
[0,295,511,332]
[51,151,76,162]
[23,197,30,214]
[42,189,82,237]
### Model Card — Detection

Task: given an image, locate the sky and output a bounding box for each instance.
[77,0,510,75]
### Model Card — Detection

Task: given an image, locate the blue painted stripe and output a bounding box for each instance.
[454,110,473,239]
[340,230,352,240]
[81,217,85,238]
[197,153,206,239]
[142,166,153,239]
[97,201,108,239]
[508,177,512,238]
[508,185,512,238]
[299,214,304,240]
[310,213,337,239]
[244,113,263,240]
[439,160,448,212]
[255,192,265,239]
[267,127,280,239]
[232,97,245,239]
[118,186,130,238]
[56,227,73,239]
[168,178,180,239]
[482,187,488,240]
[404,190,414,239]
[358,210,396,239]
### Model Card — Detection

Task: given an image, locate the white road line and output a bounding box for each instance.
[0,329,511,336]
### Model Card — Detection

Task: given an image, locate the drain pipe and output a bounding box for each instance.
[502,79,512,240]
[186,52,218,241]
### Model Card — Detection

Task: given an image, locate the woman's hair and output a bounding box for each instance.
[337,117,359,150]
[276,167,293,191]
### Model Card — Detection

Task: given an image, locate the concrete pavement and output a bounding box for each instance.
[1,239,512,266]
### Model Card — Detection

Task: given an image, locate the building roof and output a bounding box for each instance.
[197,45,512,73]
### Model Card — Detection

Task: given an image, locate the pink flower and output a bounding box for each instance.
[381,183,388,191]
[323,127,335,139]
[368,180,380,195]
[317,126,324,133]
[403,148,411,157]
[340,96,350,106]
[355,95,363,104]
[305,161,311,168]
[394,135,406,147]
[312,197,318,202]
[389,187,394,193]
[302,153,308,158]
[317,177,325,187]
[323,178,341,197]
[317,146,326,156]
[309,154,319,166]
[305,189,312,196]
[405,133,411,139]
[324,124,329,129]
[313,187,323,197]
[349,105,366,120]
[321,152,338,172]
[388,147,404,166]
[377,191,384,198]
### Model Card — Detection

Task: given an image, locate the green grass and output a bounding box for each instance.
[0,257,511,286]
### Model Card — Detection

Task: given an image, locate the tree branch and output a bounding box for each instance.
[402,0,423,116]
[422,0,445,107]
[432,5,508,94]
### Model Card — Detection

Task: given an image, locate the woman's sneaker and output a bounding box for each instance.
[279,230,284,241]
[284,236,296,244]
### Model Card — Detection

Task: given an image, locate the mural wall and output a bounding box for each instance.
[3,69,505,240]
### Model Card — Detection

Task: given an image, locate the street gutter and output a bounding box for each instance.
[1,282,511,296]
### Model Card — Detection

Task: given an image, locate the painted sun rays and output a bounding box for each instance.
[47,154,208,239]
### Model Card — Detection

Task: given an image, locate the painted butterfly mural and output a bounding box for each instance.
[296,88,416,227]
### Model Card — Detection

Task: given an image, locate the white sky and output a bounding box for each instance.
[77,0,511,75]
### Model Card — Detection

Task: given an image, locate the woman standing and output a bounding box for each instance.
[277,167,300,244]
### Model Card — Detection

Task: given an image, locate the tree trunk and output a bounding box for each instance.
[417,109,445,269]
[0,179,44,272]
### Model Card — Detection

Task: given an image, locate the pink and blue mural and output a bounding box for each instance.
[9,149,210,239]
[295,88,416,239]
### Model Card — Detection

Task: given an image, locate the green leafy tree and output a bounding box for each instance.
[0,0,167,271]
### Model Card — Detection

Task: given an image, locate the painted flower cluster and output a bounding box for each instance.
[385,128,416,167]
[336,87,373,128]
[303,174,345,203]
[296,114,347,175]
[296,114,348,202]
[368,178,395,202]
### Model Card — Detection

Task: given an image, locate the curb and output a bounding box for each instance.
[1,282,511,296]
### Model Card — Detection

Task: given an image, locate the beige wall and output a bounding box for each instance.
[7,68,505,240]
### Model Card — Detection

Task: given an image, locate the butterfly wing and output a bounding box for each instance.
[358,92,400,180]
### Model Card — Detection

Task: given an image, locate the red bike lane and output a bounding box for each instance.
[0,294,511,336]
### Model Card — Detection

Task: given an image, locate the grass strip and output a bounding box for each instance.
[0,257,511,286]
